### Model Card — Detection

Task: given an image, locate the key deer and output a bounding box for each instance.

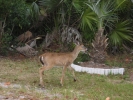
[39,42,87,88]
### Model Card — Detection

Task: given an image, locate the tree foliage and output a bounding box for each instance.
[0,0,133,56]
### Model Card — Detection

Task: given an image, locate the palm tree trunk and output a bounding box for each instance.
[89,28,108,63]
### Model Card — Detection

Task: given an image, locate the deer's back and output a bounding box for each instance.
[41,52,74,66]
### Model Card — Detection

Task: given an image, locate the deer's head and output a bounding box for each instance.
[74,41,87,53]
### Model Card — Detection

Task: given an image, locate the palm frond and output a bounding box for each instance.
[39,0,62,12]
[72,0,88,13]
[110,32,122,45]
[31,2,40,15]
[80,8,97,31]
[114,0,127,11]
[109,20,133,45]
[86,0,118,28]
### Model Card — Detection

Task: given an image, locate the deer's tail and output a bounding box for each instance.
[39,56,45,66]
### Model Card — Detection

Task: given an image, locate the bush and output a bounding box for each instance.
[74,53,90,64]
[0,33,12,55]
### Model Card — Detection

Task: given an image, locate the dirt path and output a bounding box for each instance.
[0,82,42,100]
[0,82,61,100]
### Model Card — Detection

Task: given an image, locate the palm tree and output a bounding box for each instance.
[78,0,133,63]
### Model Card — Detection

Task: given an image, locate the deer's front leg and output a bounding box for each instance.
[68,66,77,82]
[60,66,67,86]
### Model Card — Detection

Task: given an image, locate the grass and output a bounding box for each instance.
[0,56,133,100]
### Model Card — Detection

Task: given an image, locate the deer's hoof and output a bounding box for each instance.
[60,84,63,87]
[60,83,63,87]
[74,78,77,82]
[38,84,45,88]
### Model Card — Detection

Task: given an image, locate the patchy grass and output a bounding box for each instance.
[0,56,133,100]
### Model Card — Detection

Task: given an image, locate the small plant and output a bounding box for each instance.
[0,33,12,55]
[74,53,90,64]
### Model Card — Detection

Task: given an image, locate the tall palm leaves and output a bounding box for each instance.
[80,8,97,31]
[39,0,62,12]
[85,0,118,29]
[109,20,133,46]
[81,0,133,46]
[76,0,133,62]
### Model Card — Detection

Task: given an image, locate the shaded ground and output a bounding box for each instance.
[79,61,112,69]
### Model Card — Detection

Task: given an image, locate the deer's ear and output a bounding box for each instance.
[74,41,80,45]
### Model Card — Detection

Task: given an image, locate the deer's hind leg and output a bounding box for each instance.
[60,66,67,86]
[39,65,53,88]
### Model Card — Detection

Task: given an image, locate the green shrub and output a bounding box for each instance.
[0,33,12,55]
[74,53,90,64]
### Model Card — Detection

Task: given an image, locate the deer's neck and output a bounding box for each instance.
[72,47,80,60]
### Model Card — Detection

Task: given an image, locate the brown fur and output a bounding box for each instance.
[39,43,87,88]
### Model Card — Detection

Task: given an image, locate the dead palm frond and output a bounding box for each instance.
[15,44,38,57]
[61,25,82,43]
